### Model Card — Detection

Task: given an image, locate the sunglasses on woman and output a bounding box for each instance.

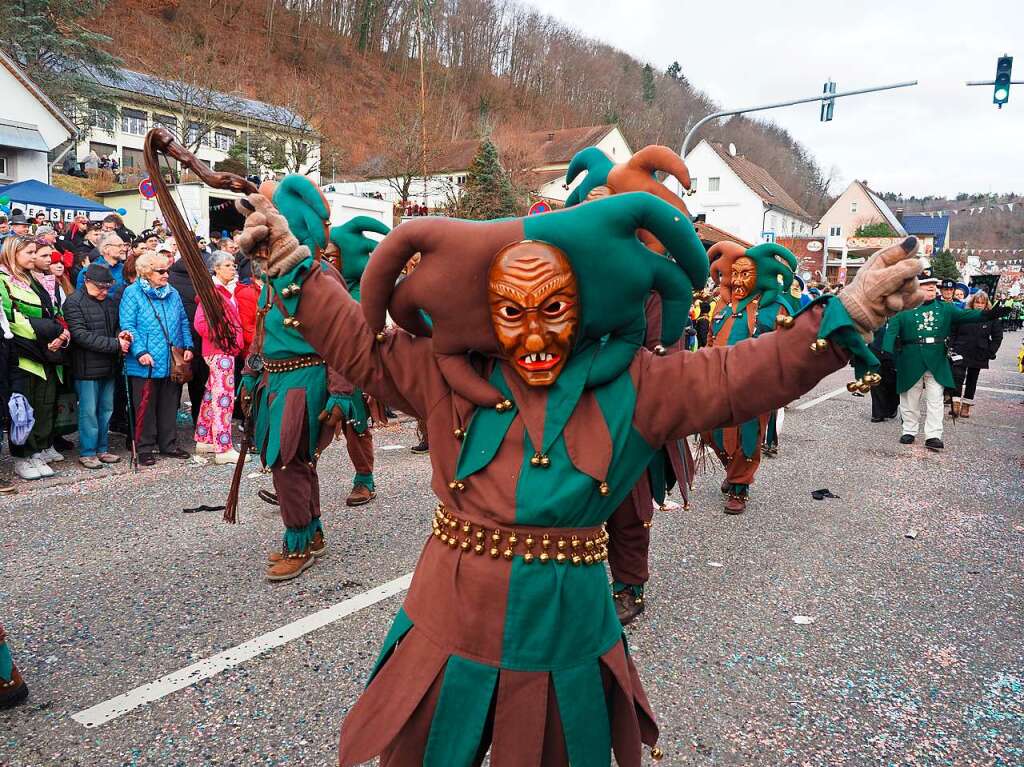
[152,268,169,275]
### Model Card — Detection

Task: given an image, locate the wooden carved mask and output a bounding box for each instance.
[488,241,579,386]
[730,256,757,301]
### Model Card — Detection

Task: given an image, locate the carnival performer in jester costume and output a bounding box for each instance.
[564,144,697,625]
[234,179,926,766]
[700,240,799,514]
[0,623,28,708]
[239,178,381,581]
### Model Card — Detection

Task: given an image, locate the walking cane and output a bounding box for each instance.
[122,369,138,471]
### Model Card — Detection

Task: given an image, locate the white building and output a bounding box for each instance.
[0,49,76,185]
[335,125,632,209]
[70,66,320,182]
[672,139,815,246]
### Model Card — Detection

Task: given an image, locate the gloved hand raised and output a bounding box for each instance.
[235,194,308,278]
[839,236,926,340]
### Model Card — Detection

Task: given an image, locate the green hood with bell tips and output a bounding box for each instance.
[523,191,708,384]
[746,242,798,309]
[273,175,330,252]
[329,216,391,300]
[563,147,614,207]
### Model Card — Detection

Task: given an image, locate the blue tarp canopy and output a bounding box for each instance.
[0,179,114,213]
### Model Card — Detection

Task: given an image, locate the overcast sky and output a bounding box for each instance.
[530,0,1022,199]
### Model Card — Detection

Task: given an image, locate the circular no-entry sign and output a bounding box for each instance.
[139,177,157,200]
[528,200,552,216]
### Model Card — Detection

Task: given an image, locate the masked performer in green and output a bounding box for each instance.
[701,240,799,515]
[240,179,385,581]
[235,184,925,766]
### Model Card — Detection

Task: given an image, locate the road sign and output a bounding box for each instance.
[528,200,552,216]
[139,177,157,200]
[761,231,776,243]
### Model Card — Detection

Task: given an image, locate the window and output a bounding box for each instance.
[850,201,858,213]
[153,114,179,135]
[185,122,209,147]
[121,148,145,170]
[707,176,720,192]
[121,108,148,136]
[89,102,116,133]
[213,129,236,152]
[829,225,842,237]
[0,156,8,178]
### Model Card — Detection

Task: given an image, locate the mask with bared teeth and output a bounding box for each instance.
[488,240,579,386]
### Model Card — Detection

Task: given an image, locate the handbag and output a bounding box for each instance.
[143,290,193,385]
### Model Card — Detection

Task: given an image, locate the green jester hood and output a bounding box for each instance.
[329,216,391,300]
[360,191,708,406]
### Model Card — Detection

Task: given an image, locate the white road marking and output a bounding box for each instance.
[977,386,1024,395]
[380,444,408,451]
[72,572,413,728]
[793,386,848,411]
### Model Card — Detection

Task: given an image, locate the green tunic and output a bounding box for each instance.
[883,299,985,392]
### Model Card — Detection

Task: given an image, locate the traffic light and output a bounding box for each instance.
[994,55,1012,107]
[820,79,836,121]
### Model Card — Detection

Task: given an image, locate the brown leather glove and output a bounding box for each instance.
[235,194,310,277]
[839,236,926,340]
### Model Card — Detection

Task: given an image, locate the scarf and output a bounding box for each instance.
[140,278,172,300]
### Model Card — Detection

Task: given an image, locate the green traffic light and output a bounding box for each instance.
[995,87,1009,101]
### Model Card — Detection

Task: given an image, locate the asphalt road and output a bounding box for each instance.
[1,336,1022,767]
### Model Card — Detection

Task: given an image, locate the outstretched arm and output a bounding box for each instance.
[633,301,847,444]
[636,238,927,445]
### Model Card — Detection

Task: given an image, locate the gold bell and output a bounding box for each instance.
[857,382,872,394]
[846,380,862,393]
[523,552,535,564]
[557,539,567,551]
[530,453,542,467]
[375,331,387,343]
[508,534,518,546]
[539,552,550,564]
[460,540,470,551]
[864,372,882,386]
[599,481,610,496]
[776,314,795,329]
[810,338,829,353]
[555,552,567,564]
[453,428,465,440]
[502,549,514,561]
[456,481,466,492]
[474,544,484,555]
[540,455,551,468]
[653,344,667,356]
[495,399,513,413]
[489,547,500,559]
[651,746,664,761]
[571,554,582,566]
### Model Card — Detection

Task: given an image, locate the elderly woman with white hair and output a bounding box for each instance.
[193,250,248,465]
[118,251,193,466]
[949,290,1003,418]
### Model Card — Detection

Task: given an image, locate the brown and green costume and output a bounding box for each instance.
[0,623,28,708]
[266,188,863,765]
[701,242,798,499]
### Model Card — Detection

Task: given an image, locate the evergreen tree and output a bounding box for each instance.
[642,64,656,104]
[458,138,518,220]
[930,250,961,281]
[0,0,122,110]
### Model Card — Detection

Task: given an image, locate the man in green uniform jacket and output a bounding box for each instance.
[883,271,1001,451]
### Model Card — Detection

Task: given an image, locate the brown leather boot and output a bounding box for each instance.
[724,493,747,515]
[0,662,28,709]
[265,546,316,581]
[960,403,972,418]
[720,479,731,494]
[613,588,645,626]
[950,400,961,417]
[346,483,376,507]
[268,530,326,563]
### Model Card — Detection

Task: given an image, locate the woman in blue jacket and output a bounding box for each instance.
[119,252,193,466]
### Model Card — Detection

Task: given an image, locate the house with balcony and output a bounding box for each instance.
[69,66,320,182]
[0,49,76,185]
[672,140,816,246]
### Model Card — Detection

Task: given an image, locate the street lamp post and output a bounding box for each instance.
[678,80,919,192]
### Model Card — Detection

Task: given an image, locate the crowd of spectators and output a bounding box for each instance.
[0,208,257,490]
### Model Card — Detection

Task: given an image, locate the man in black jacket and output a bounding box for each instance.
[64,263,132,469]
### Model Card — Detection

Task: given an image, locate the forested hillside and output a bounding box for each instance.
[92,0,832,213]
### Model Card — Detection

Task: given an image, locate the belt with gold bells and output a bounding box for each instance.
[262,354,325,374]
[432,503,609,565]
